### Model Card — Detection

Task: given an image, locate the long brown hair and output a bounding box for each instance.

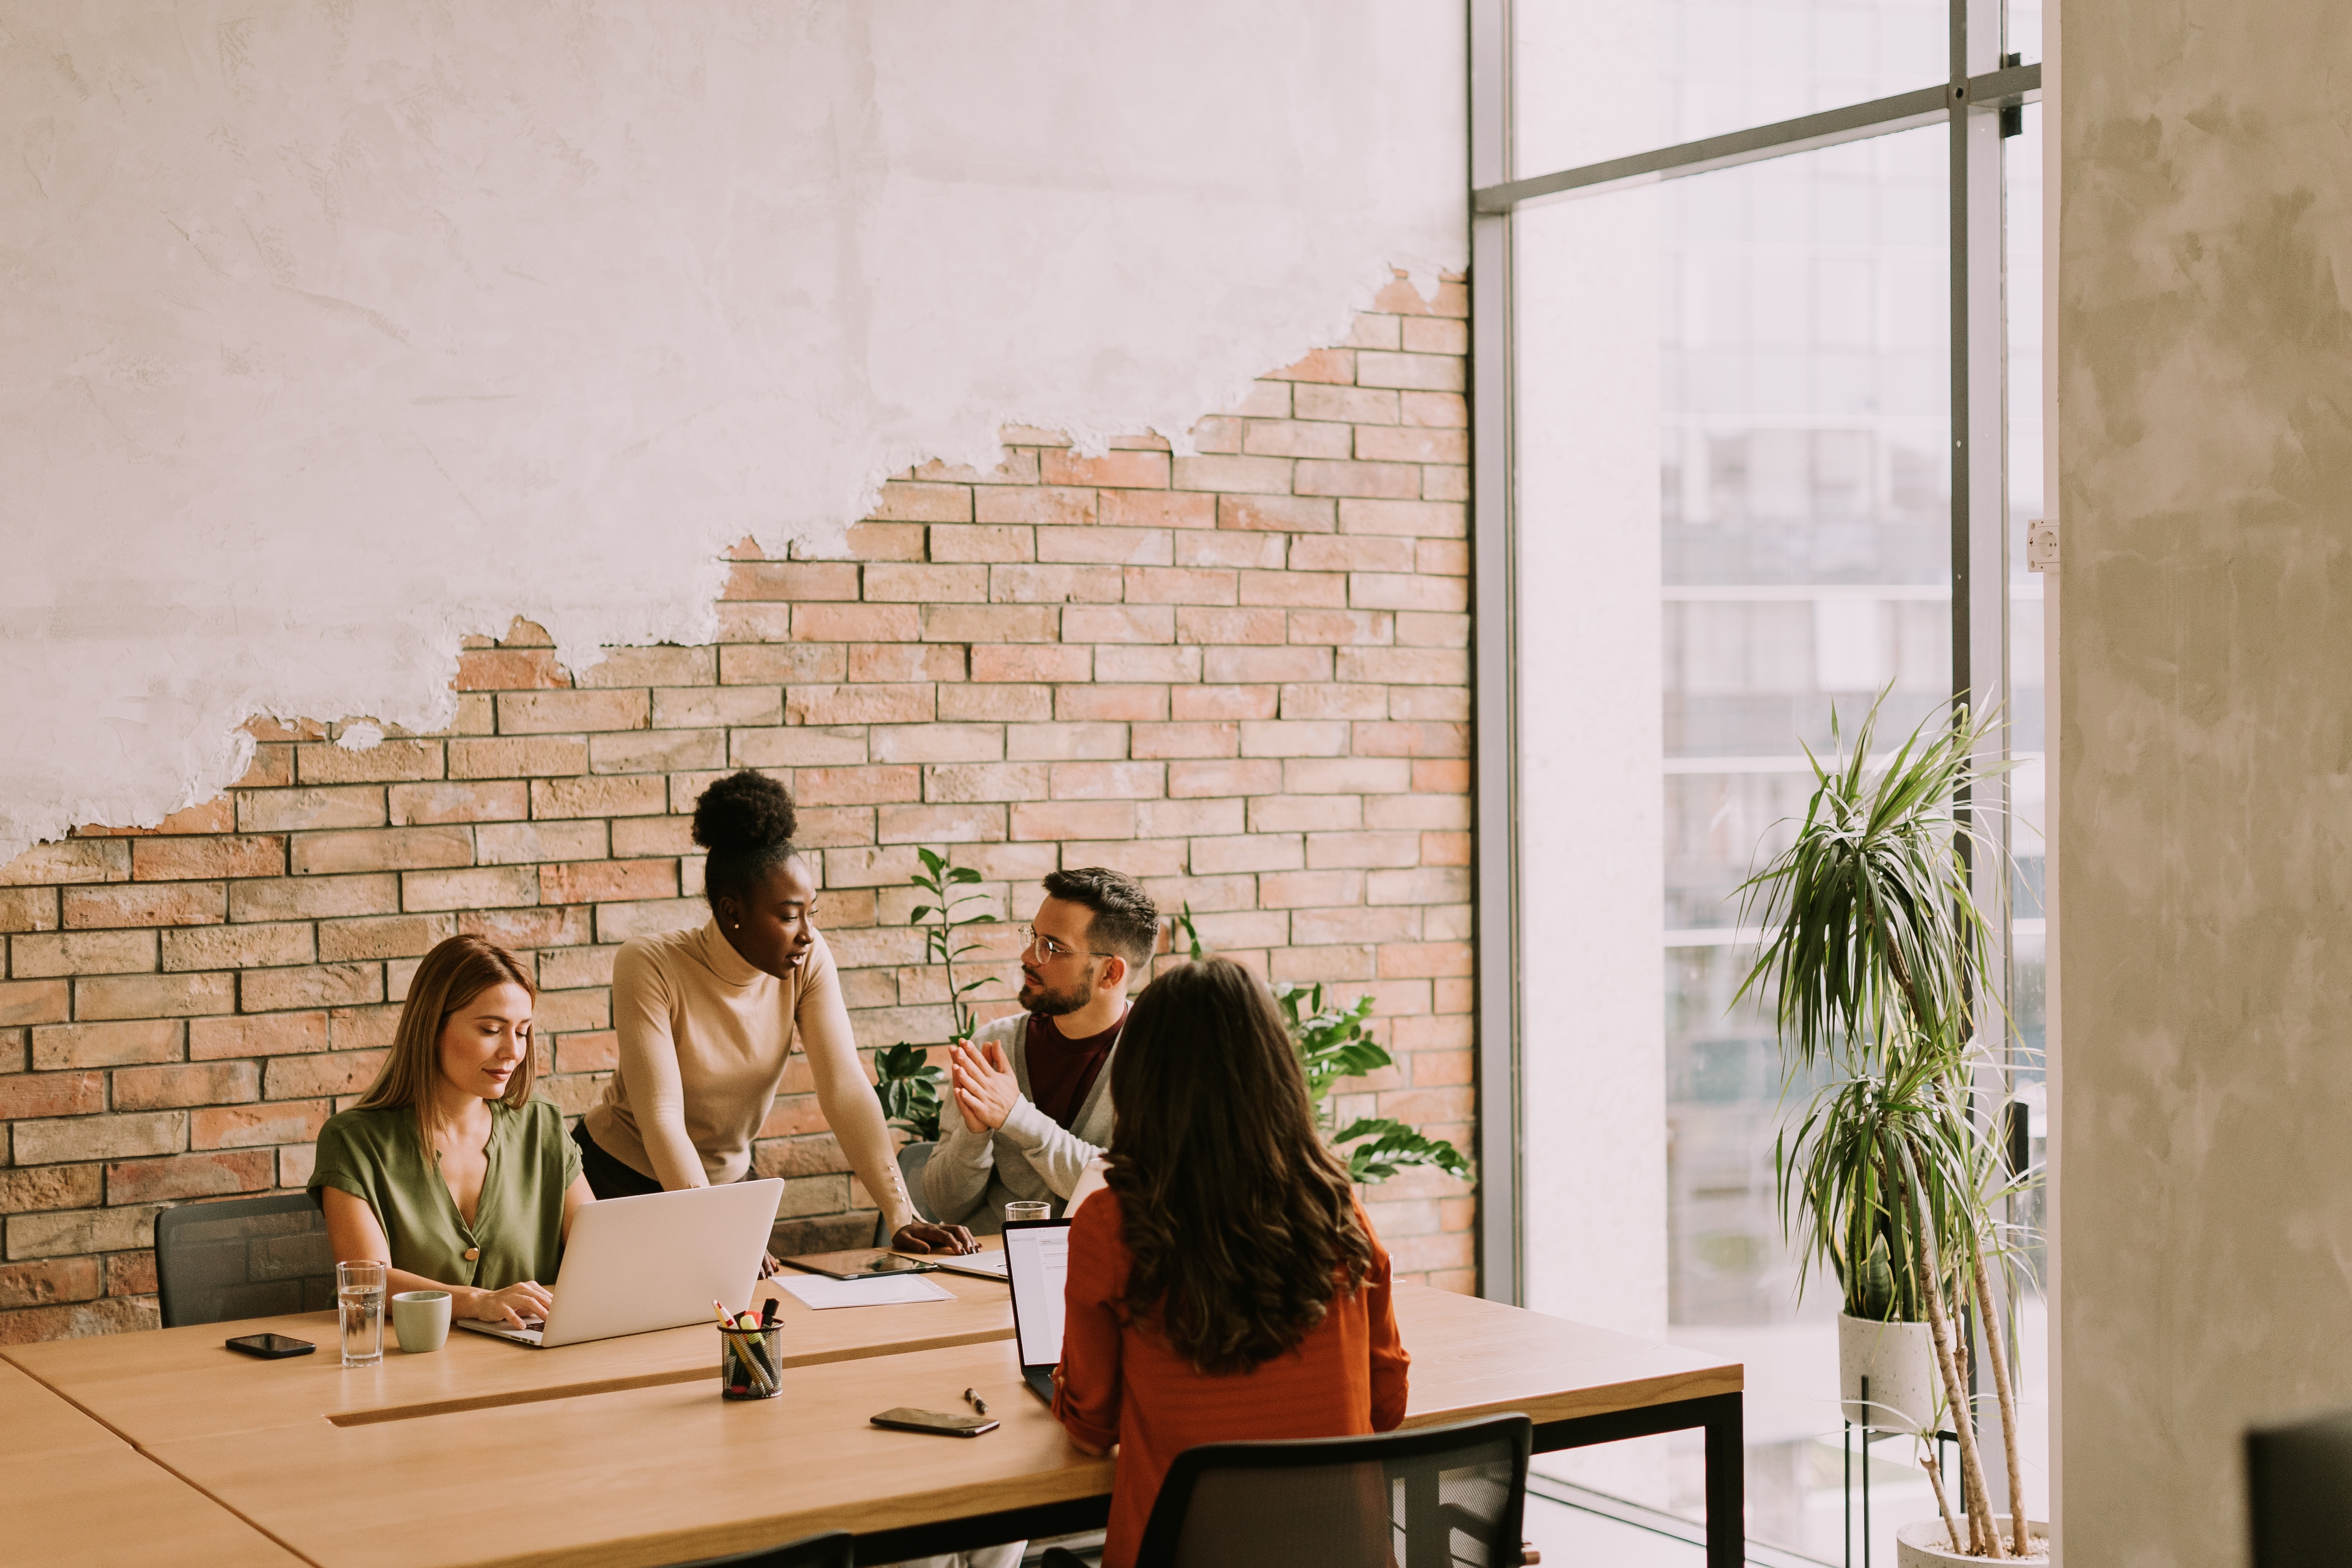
[352,935,537,1154]
[1104,957,1374,1375]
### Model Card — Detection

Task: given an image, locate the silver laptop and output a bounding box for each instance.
[454,1179,782,1348]
[1003,1217,1071,1405]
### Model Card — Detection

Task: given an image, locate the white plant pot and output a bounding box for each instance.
[1838,1312,1939,1433]
[1895,1516,2049,1563]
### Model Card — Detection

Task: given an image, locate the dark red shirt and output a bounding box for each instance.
[1025,1010,1122,1130]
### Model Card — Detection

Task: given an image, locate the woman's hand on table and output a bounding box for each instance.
[466,1281,553,1326]
[891,1221,979,1256]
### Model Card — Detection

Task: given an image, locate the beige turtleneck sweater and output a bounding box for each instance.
[581,919,914,1233]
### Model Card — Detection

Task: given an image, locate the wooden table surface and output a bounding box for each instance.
[0,1350,310,1566]
[24,1283,1737,1568]
[0,1246,1014,1447]
[0,1357,124,1458]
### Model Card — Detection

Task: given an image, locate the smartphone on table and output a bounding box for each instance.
[226,1333,316,1360]
[870,1406,998,1437]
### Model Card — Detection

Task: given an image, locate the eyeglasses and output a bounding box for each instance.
[1020,924,1107,963]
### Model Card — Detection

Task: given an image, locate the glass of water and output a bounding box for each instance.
[1004,1200,1051,1225]
[337,1261,387,1368]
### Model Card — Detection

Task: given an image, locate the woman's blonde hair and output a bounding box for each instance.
[352,935,538,1153]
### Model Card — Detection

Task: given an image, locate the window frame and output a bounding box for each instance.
[1468,0,2043,1311]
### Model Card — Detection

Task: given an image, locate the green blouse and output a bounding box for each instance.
[308,1100,582,1290]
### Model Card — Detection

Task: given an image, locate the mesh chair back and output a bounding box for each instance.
[1136,1414,1532,1568]
[2249,1411,2352,1567]
[664,1528,853,1568]
[154,1192,338,1329]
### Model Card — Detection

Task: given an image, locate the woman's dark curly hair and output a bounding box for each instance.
[1104,956,1373,1375]
[691,770,799,904]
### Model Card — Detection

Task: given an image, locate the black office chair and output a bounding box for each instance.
[664,1528,853,1568]
[1041,1413,1532,1568]
[153,1192,338,1328]
[2248,1409,2352,1565]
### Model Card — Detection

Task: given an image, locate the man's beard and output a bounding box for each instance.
[1019,973,1091,1017]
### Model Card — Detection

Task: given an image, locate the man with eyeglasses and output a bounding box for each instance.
[920,867,1158,1232]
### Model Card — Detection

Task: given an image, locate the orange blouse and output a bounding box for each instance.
[1051,1188,1411,1568]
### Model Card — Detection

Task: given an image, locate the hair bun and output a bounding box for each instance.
[690,771,797,854]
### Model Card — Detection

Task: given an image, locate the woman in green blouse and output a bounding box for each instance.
[312,935,594,1327]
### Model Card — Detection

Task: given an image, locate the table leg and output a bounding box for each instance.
[1705,1391,1745,1568]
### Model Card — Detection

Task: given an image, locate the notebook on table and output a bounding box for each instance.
[451,1179,781,1348]
[1003,1217,1071,1406]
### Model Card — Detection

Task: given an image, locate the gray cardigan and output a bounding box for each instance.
[921,1011,1117,1230]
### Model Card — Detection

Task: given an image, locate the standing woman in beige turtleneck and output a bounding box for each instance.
[574,771,977,1257]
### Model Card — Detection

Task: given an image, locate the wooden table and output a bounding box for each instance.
[5,1283,1743,1568]
[0,1358,309,1566]
[1,1250,1014,1444]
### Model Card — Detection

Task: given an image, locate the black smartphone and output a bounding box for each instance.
[226,1333,315,1360]
[870,1406,998,1437]
[782,1252,938,1281]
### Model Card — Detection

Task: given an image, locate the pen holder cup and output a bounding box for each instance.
[719,1323,785,1401]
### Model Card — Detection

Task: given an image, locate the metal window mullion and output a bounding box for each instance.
[1952,0,2017,1518]
[1468,0,1522,1307]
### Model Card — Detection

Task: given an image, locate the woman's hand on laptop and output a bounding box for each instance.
[891,1221,980,1256]
[466,1280,554,1326]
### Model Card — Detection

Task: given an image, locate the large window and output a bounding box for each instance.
[1475,1,2045,1557]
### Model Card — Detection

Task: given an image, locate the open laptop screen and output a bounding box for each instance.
[1004,1218,1071,1369]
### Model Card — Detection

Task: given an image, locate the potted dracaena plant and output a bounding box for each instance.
[873,848,996,1145]
[1736,696,2043,1562]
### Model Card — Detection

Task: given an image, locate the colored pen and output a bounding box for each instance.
[713,1301,777,1396]
[963,1387,988,1415]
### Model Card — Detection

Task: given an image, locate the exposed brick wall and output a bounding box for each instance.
[0,276,1474,1341]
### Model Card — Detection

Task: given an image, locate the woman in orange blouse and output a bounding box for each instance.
[1050,957,1410,1568]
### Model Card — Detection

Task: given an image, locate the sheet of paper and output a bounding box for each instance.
[774,1273,957,1311]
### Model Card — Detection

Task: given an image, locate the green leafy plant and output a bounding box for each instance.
[1277,982,1389,1102]
[1176,904,1473,1188]
[1736,697,1997,1079]
[874,1041,946,1143]
[873,848,999,1143]
[1737,694,2038,1559]
[910,847,998,1042]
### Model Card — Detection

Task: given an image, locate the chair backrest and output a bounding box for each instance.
[1136,1413,1533,1568]
[2249,1411,2352,1567]
[154,1192,338,1329]
[663,1528,853,1568]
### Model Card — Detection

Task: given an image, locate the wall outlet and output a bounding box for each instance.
[2027,518,2059,572]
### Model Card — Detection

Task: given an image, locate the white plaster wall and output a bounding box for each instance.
[0,1,1465,855]
[2060,0,2352,1560]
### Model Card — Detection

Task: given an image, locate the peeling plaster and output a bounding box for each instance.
[0,2,1466,858]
